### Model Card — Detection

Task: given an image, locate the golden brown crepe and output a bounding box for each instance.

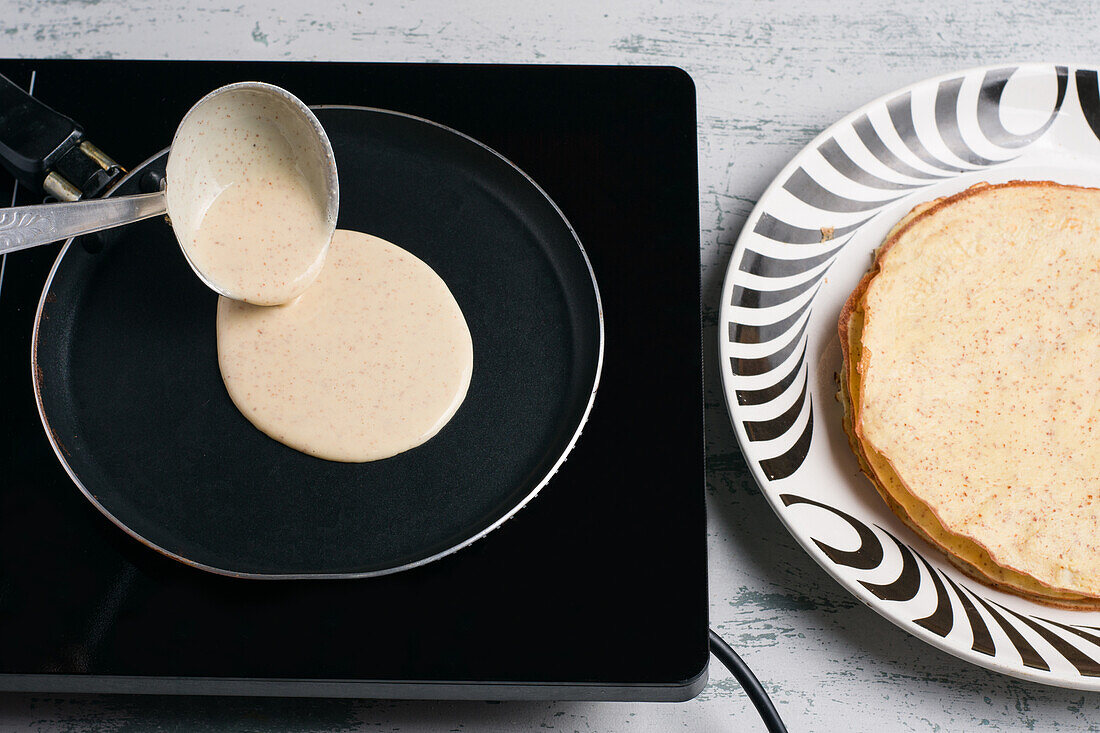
[838,181,1100,608]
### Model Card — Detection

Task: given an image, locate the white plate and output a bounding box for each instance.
[719,63,1100,689]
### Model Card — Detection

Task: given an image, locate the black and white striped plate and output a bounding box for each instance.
[719,63,1100,689]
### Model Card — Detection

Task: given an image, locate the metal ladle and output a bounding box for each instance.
[0,81,339,305]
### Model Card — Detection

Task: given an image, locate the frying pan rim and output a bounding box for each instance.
[30,104,605,580]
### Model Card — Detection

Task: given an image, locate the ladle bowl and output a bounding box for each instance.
[0,81,339,305]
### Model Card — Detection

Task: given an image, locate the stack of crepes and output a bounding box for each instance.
[838,181,1100,608]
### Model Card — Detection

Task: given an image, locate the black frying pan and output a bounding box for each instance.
[31,106,603,578]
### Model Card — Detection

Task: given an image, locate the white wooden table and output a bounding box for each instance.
[2,0,1097,729]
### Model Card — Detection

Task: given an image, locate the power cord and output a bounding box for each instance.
[709,628,787,733]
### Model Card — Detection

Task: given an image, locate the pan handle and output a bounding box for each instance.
[0,73,81,192]
[0,191,165,254]
[0,73,123,200]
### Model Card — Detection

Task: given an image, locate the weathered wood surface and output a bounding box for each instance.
[2,0,1099,729]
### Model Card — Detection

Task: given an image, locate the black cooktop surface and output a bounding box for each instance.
[0,60,706,700]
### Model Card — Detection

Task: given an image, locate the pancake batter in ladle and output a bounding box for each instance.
[165,82,339,306]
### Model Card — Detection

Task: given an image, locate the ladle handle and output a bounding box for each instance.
[0,191,166,254]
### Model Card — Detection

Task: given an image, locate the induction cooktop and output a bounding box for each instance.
[0,60,707,701]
